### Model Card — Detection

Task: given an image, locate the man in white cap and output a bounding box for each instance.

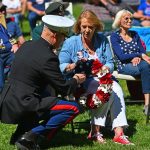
[0,15,86,149]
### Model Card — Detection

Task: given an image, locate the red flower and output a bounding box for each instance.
[100,73,113,84]
[78,59,113,109]
[86,94,97,109]
[91,59,103,75]
[96,90,110,103]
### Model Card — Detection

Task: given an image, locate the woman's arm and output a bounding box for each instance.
[133,3,150,21]
[27,1,45,15]
[6,7,22,14]
[59,39,74,73]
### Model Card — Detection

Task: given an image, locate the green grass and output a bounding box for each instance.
[0,3,150,150]
[1,104,150,150]
[73,3,83,20]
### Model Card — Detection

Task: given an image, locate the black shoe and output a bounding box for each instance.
[10,132,22,145]
[15,131,40,150]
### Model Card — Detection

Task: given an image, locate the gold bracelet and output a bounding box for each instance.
[9,38,17,45]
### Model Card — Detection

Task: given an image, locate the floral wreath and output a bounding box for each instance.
[79,59,113,109]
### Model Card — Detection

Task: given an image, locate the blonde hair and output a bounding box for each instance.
[112,9,133,29]
[74,10,104,34]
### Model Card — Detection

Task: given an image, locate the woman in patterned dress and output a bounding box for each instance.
[110,9,150,115]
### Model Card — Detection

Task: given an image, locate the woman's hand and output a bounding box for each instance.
[36,10,45,16]
[131,57,141,66]
[141,54,150,64]
[65,63,76,72]
[102,66,110,72]
[73,73,86,84]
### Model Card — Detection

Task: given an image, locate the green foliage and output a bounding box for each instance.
[73,3,83,20]
[119,80,130,98]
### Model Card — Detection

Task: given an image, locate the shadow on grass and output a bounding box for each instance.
[40,129,93,149]
[71,119,91,133]
[38,118,137,149]
[100,118,138,139]
[126,119,138,137]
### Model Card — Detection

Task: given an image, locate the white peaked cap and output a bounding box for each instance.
[42,15,74,36]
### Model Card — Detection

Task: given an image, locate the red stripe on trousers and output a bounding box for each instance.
[47,104,79,140]
[50,104,79,114]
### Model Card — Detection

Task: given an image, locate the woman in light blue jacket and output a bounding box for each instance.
[59,10,133,145]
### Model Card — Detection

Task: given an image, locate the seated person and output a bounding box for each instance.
[20,0,27,18]
[59,10,134,145]
[2,0,22,24]
[0,3,25,47]
[0,21,18,92]
[6,17,25,47]
[27,0,49,30]
[32,1,75,40]
[133,0,150,26]
[110,9,150,115]
[100,0,135,18]
[99,0,143,26]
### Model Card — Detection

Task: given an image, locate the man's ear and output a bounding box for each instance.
[52,32,57,38]
[50,32,57,44]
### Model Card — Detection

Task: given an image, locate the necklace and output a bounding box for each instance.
[82,36,95,55]
[86,47,95,55]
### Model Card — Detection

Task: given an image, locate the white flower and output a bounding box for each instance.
[97,84,112,94]
[92,94,102,106]
[79,99,86,105]
[96,68,109,78]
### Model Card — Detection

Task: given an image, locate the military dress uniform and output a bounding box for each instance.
[0,14,80,149]
[0,37,80,147]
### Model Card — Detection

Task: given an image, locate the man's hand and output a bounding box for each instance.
[36,10,45,16]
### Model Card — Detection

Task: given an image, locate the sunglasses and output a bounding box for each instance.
[123,16,133,21]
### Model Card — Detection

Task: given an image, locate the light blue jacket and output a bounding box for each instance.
[59,33,114,74]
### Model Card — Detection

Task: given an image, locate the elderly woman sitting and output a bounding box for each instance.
[110,9,150,115]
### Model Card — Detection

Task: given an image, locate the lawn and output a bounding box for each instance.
[0,3,150,150]
[0,104,150,150]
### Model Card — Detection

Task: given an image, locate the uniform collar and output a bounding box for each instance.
[40,37,54,50]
